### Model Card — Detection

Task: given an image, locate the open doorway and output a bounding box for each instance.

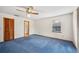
[24,21,29,37]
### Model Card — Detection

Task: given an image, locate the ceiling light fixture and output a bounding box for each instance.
[27,14,31,17]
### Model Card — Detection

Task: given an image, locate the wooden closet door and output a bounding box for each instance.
[9,19,14,40]
[4,17,14,41]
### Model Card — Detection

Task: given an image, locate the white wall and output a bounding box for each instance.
[34,13,74,41]
[14,17,25,38]
[77,8,79,50]
[72,10,78,48]
[0,13,35,42]
[0,15,3,42]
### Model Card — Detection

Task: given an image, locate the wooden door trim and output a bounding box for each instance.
[24,21,29,37]
[3,17,14,41]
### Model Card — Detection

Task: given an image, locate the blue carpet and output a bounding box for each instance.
[0,34,77,53]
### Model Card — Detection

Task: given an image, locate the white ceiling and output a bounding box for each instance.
[0,6,77,20]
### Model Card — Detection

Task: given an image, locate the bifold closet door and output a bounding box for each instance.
[4,17,14,41]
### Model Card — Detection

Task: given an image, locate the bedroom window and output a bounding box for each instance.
[52,20,61,33]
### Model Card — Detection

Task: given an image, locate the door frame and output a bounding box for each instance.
[3,17,14,41]
[24,20,29,37]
